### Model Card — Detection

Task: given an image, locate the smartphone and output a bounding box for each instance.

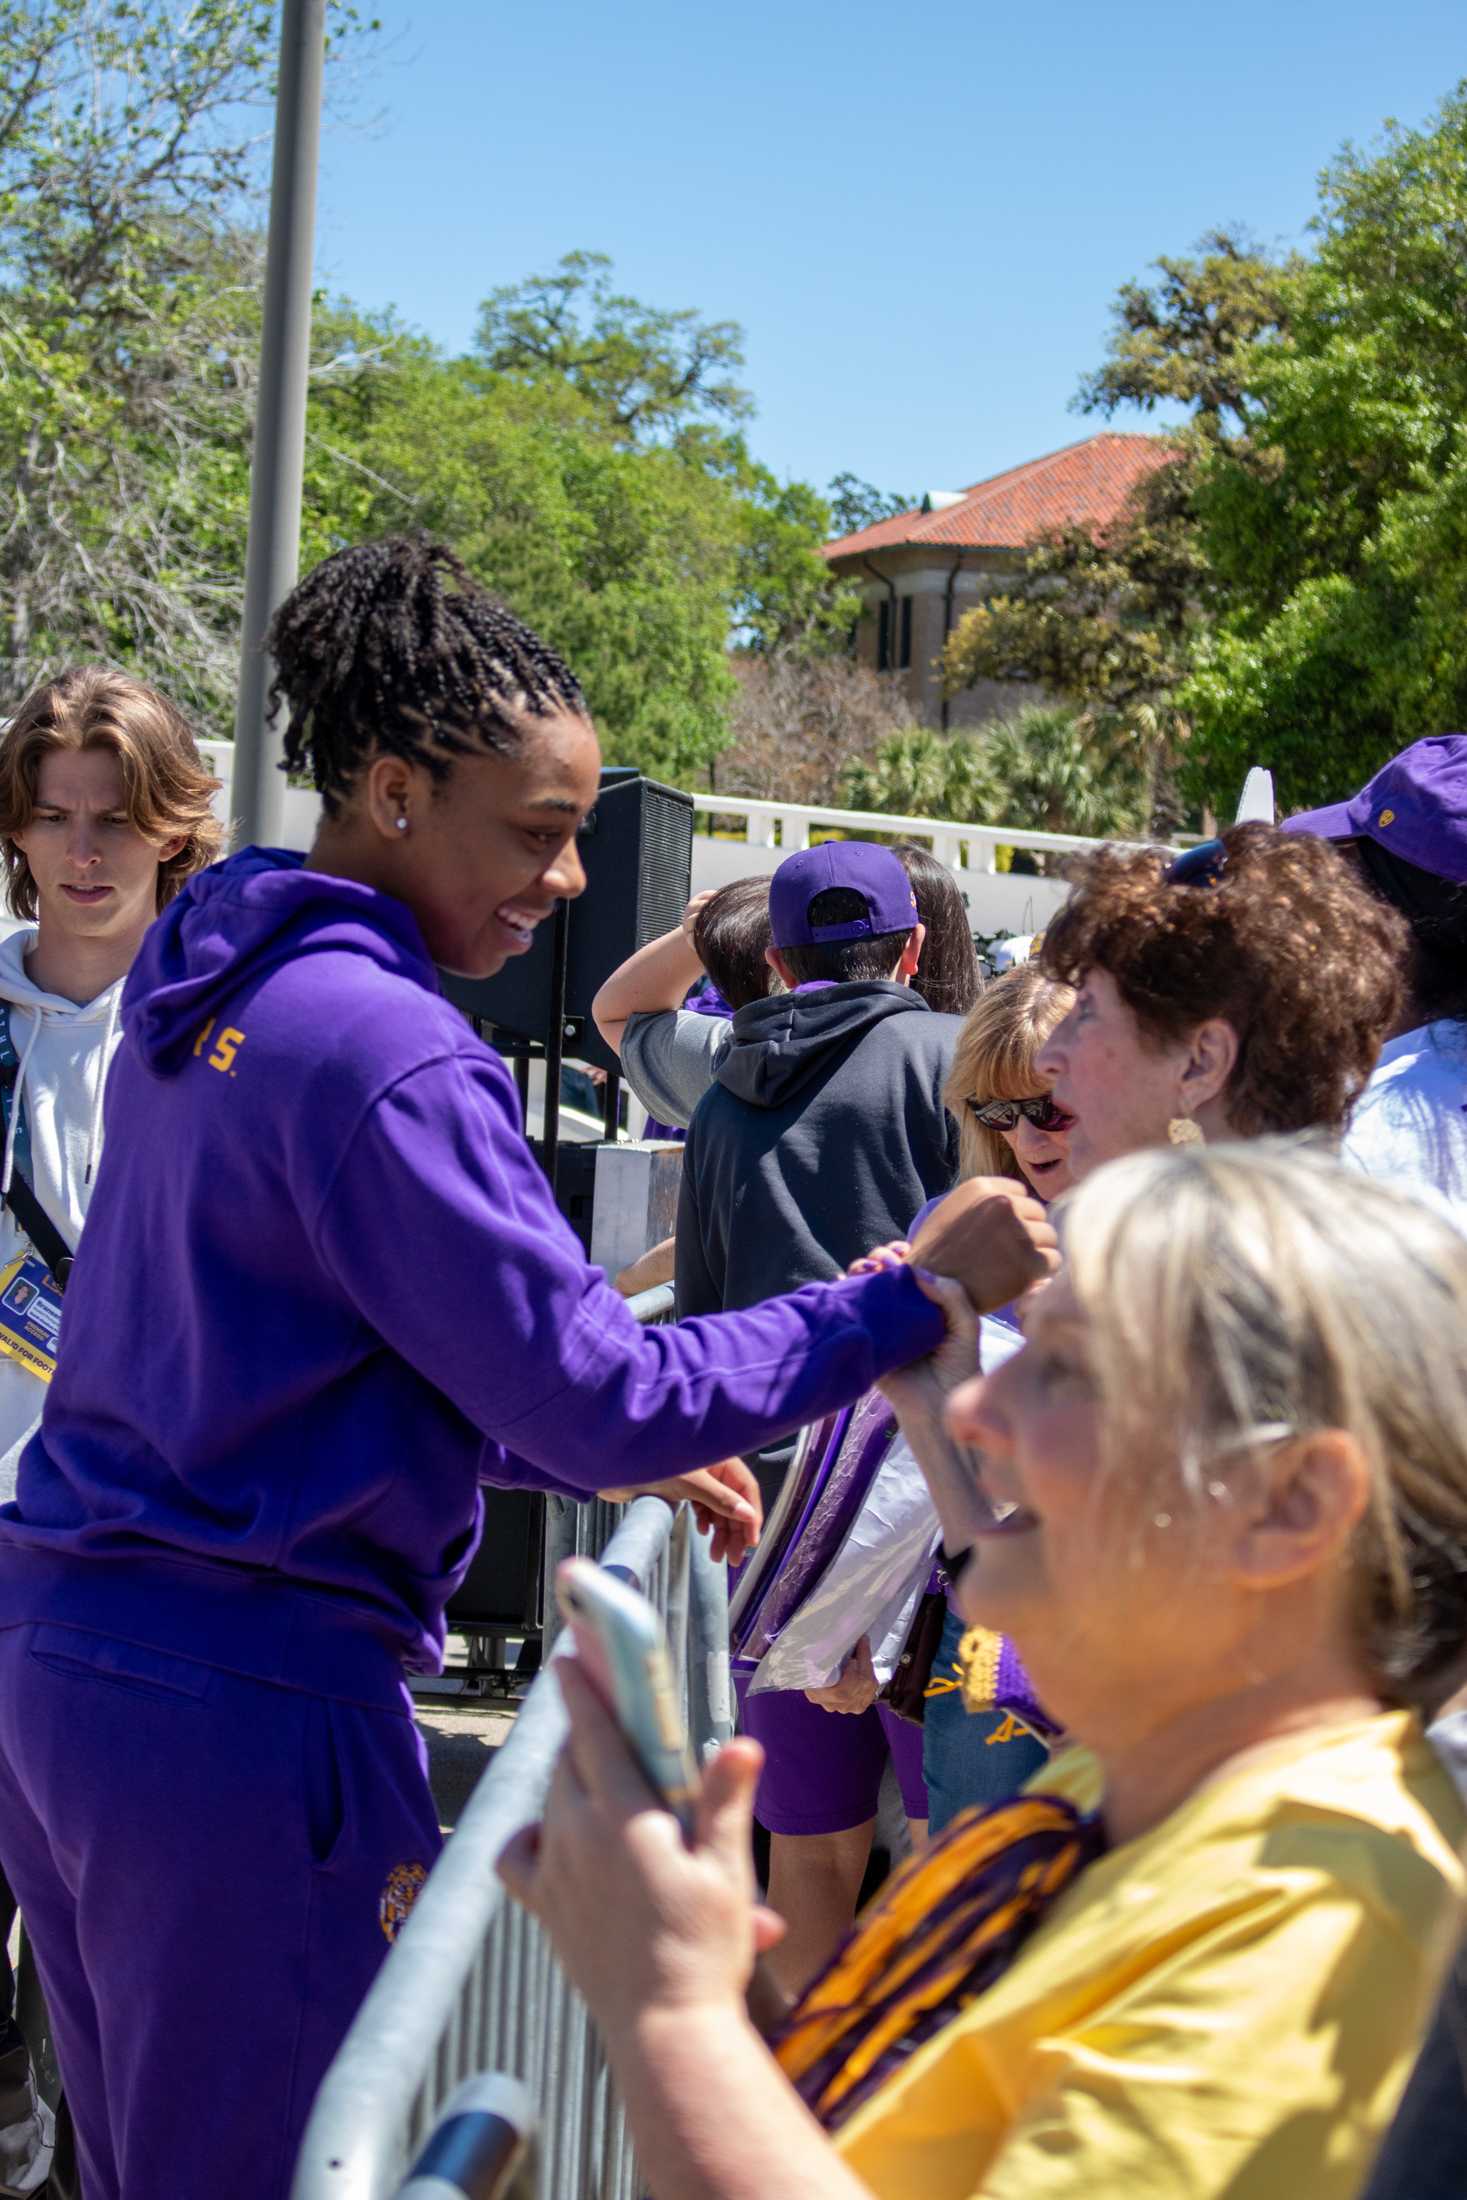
[395,2073,537,2200]
[555,1557,701,1837]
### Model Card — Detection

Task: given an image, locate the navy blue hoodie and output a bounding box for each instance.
[0,852,943,1703]
[677,981,961,1319]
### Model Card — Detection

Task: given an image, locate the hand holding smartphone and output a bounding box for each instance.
[555,1558,701,1838]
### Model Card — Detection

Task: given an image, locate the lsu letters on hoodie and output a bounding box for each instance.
[0,851,943,1704]
[0,928,123,1491]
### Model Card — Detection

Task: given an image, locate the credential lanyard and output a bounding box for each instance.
[0,1002,73,1291]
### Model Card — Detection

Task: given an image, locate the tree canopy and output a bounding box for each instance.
[11,7,1467,829]
[0,9,853,790]
[842,708,1147,840]
[1182,92,1467,807]
[475,250,752,444]
[945,86,1467,822]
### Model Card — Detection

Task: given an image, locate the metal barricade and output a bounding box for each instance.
[292,1283,730,2200]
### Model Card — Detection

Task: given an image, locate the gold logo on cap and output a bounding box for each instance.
[1378,808,1396,826]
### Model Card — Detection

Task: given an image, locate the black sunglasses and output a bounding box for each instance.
[966,1094,1069,1133]
[1164,837,1228,887]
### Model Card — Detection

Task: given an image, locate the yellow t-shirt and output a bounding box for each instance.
[833,1711,1464,2199]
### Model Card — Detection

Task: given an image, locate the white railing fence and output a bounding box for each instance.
[686,792,1115,935]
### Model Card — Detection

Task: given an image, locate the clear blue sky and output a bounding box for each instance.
[312,0,1466,504]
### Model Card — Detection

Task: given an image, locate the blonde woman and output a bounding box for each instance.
[944,965,1075,1191]
[920,966,1076,1827]
[508,1143,1467,2200]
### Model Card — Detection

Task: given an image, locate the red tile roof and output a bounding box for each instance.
[823,432,1176,560]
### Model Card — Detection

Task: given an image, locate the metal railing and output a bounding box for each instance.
[291,1478,729,2199]
[690,788,1148,871]
[683,791,1184,940]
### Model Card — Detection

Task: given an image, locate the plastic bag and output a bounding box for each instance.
[749,1424,940,1694]
[727,1406,851,1662]
[731,1392,892,1667]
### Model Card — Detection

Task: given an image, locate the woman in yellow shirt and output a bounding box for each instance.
[503,1141,1467,2199]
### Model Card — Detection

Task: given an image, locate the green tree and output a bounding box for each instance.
[939,453,1209,832]
[825,474,913,537]
[0,14,840,774]
[309,349,740,783]
[941,229,1292,830]
[842,708,1147,840]
[955,91,1467,819]
[1181,88,1467,810]
[1077,229,1296,435]
[980,706,1149,839]
[0,0,374,718]
[729,459,858,653]
[843,728,995,822]
[476,254,854,662]
[475,250,751,444]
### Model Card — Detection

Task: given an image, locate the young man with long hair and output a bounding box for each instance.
[0,667,220,2195]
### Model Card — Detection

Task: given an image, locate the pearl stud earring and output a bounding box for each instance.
[395,816,408,834]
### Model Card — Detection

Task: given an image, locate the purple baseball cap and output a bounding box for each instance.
[1283,734,1467,883]
[768,841,919,949]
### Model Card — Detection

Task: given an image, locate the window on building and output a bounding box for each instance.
[899,596,913,670]
[876,600,891,671]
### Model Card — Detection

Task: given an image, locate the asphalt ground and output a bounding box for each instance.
[418,1699,517,1833]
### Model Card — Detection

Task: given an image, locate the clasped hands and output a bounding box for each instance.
[517,1179,1057,2039]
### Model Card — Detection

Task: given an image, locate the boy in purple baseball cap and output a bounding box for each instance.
[677,838,945,1332]
[1285,735,1467,1221]
[765,840,921,949]
[676,838,960,1988]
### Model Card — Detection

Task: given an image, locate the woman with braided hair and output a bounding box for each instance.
[0,536,1055,2199]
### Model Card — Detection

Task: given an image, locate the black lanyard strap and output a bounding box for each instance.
[0,1003,73,1292]
[1,1167,73,1292]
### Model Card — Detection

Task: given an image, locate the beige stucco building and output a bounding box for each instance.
[823,431,1173,729]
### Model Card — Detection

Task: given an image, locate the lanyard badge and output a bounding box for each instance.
[0,1247,62,1382]
[0,1004,68,1378]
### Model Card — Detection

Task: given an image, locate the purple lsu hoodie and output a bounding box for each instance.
[0,851,943,1706]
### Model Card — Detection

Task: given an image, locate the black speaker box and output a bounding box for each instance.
[440,768,694,1076]
[446,1491,544,1633]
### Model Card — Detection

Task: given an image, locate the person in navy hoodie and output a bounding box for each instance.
[0,537,1057,2200]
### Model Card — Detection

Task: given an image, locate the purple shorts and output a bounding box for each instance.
[738,1677,928,1834]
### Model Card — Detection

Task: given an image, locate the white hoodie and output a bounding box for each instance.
[0,927,123,1492]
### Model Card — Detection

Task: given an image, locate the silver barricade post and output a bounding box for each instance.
[291,1287,733,2200]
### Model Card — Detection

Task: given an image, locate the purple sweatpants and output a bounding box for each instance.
[738,1678,928,1833]
[0,1623,442,2199]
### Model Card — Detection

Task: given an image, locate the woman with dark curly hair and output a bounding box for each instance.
[1033,823,1407,1177]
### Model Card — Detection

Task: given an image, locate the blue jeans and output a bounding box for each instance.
[922,1603,1048,1833]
